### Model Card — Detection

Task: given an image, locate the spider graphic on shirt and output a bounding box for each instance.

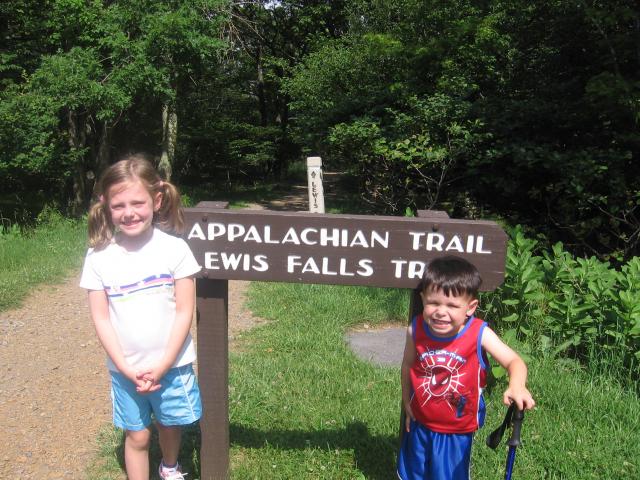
[416,352,467,415]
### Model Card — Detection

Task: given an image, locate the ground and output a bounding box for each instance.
[0,266,268,479]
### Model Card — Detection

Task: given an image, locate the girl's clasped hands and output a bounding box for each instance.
[134,369,162,393]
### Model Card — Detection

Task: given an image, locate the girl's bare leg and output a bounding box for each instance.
[124,427,152,480]
[156,422,182,467]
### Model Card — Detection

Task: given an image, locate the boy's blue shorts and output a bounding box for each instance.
[397,419,474,480]
[110,364,202,431]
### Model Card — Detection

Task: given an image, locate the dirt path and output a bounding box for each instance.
[0,273,266,479]
[0,273,108,479]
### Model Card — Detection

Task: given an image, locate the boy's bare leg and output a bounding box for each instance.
[125,427,152,480]
[156,422,182,467]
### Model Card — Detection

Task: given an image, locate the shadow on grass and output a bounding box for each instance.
[230,421,398,479]
[107,422,398,480]
[108,421,396,478]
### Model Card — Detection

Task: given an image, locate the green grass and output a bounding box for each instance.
[229,282,640,479]
[476,356,639,479]
[229,284,408,479]
[87,423,202,480]
[0,214,87,312]
[93,282,640,479]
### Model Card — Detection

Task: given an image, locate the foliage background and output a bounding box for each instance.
[2,0,638,260]
[3,0,638,381]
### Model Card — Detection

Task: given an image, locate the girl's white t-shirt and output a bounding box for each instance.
[80,228,201,372]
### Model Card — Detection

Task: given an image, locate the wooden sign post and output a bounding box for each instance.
[183,203,508,479]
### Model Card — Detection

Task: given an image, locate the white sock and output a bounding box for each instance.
[161,461,179,473]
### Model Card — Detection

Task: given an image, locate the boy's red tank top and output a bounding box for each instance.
[409,314,488,434]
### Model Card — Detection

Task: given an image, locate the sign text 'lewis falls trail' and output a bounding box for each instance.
[184,208,508,291]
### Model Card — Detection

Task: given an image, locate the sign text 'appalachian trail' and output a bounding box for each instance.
[183,207,508,290]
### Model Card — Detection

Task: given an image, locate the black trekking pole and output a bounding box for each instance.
[486,403,525,480]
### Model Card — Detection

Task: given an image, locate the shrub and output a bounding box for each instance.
[482,227,639,386]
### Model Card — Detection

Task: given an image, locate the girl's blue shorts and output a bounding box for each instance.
[397,419,474,480]
[110,364,202,431]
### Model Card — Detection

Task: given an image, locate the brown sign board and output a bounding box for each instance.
[185,203,509,479]
[183,206,508,290]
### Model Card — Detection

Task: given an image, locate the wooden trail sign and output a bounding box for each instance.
[185,208,507,290]
[183,203,508,479]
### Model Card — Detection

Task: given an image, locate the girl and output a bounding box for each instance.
[80,153,201,480]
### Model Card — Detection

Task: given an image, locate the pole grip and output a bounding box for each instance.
[507,408,524,447]
[486,403,513,449]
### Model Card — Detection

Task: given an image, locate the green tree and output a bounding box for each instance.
[124,0,226,180]
[214,0,349,177]
[286,0,640,258]
[0,0,227,213]
[1,0,118,212]
[465,0,640,259]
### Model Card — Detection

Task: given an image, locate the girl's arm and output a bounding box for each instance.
[400,325,417,432]
[481,326,535,411]
[145,276,196,384]
[88,289,138,383]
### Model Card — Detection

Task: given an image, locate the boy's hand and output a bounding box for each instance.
[404,403,416,432]
[504,386,536,411]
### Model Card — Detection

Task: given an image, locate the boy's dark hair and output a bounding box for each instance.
[420,255,482,298]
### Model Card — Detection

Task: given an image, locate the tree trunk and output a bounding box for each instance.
[67,109,88,216]
[159,101,177,181]
[96,122,111,176]
[257,45,267,127]
[87,122,112,198]
[274,94,290,178]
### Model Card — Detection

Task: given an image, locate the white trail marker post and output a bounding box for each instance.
[307,156,325,213]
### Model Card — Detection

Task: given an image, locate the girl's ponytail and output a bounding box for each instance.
[155,181,185,235]
[87,199,113,250]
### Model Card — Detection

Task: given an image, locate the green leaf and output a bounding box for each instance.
[519,326,531,336]
[552,337,579,357]
[501,313,519,323]
[491,365,506,378]
[502,299,520,306]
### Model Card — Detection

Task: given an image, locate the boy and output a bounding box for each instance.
[397,255,535,480]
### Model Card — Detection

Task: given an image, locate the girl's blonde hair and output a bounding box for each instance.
[88,153,184,249]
